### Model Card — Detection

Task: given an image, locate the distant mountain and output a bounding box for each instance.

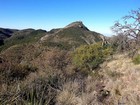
[41,21,104,50]
[0,21,107,51]
[0,29,47,51]
[0,28,18,45]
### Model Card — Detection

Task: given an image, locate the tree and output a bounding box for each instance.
[111,8,140,51]
[109,34,129,52]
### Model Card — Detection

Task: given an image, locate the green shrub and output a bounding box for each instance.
[133,54,140,64]
[72,43,113,71]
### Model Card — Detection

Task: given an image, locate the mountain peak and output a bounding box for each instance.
[65,21,88,30]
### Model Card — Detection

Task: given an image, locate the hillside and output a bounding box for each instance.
[0,28,18,45]
[0,29,47,51]
[0,21,104,51]
[1,21,140,105]
[41,21,103,50]
[99,53,140,104]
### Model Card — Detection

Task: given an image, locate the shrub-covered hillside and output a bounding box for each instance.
[0,29,47,51]
[41,21,103,50]
[0,28,18,45]
[1,16,140,105]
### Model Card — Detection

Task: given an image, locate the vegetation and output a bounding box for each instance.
[42,41,73,50]
[111,8,140,53]
[133,54,140,64]
[0,63,37,84]
[0,29,46,51]
[1,10,140,104]
[72,43,113,71]
[42,23,102,50]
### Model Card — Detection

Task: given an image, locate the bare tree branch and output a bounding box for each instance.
[111,8,140,52]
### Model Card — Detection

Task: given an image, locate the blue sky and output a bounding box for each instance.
[0,0,139,36]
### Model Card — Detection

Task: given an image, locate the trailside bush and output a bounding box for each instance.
[72,43,113,71]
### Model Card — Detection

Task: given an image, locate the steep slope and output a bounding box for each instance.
[41,21,103,50]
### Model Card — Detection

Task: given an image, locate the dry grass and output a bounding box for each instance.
[101,53,140,105]
[56,76,109,105]
[1,42,140,104]
[56,53,140,105]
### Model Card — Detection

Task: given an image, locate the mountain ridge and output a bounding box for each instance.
[40,21,105,50]
[0,21,109,51]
